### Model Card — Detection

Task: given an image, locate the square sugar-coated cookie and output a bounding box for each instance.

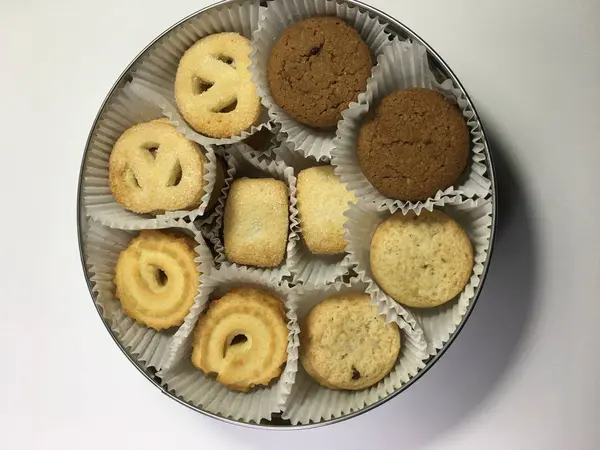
[224,178,288,267]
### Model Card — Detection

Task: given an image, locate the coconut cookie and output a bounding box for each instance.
[175,32,261,138]
[192,288,289,392]
[301,293,400,390]
[370,210,473,308]
[109,119,206,214]
[114,230,199,330]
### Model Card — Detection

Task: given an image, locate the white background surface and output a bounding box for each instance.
[1,0,599,449]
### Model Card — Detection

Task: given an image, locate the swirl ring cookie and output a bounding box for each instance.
[109,119,206,214]
[301,293,400,390]
[192,288,288,392]
[370,210,474,308]
[114,230,199,330]
[175,33,261,138]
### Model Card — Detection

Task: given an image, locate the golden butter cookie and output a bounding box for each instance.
[109,119,206,214]
[192,287,289,392]
[297,166,356,255]
[301,293,400,390]
[114,230,198,330]
[223,178,288,268]
[174,32,261,138]
[370,210,473,308]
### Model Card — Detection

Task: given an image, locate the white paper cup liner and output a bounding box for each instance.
[157,266,300,424]
[345,198,493,355]
[250,0,390,161]
[281,279,428,425]
[332,38,492,214]
[81,82,221,230]
[83,219,212,370]
[273,142,353,285]
[128,1,274,147]
[205,143,300,282]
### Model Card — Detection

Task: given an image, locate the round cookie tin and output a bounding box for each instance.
[77,0,497,429]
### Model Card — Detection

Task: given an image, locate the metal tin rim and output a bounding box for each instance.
[77,0,497,430]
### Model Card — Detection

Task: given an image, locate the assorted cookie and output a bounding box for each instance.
[109,119,206,214]
[267,17,372,129]
[357,88,470,201]
[301,293,400,390]
[114,230,199,330]
[223,177,289,268]
[296,166,356,255]
[370,210,473,308]
[86,4,491,424]
[192,287,288,392]
[174,32,261,138]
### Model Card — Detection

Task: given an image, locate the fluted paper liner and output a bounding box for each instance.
[281,280,428,425]
[128,1,274,147]
[205,143,300,282]
[81,82,221,230]
[157,266,300,424]
[83,219,213,370]
[250,0,390,161]
[345,199,493,355]
[332,38,492,214]
[274,142,352,285]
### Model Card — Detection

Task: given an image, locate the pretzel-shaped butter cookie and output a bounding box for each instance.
[109,119,206,214]
[174,33,261,138]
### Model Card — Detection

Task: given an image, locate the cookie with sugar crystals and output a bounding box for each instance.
[296,166,356,255]
[175,32,261,138]
[109,119,206,214]
[223,177,289,268]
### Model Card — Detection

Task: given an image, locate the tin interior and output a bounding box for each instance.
[76,0,498,430]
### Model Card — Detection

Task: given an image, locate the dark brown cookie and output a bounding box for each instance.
[267,17,372,129]
[357,88,470,201]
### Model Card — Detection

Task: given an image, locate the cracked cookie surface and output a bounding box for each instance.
[267,17,372,129]
[357,88,470,202]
